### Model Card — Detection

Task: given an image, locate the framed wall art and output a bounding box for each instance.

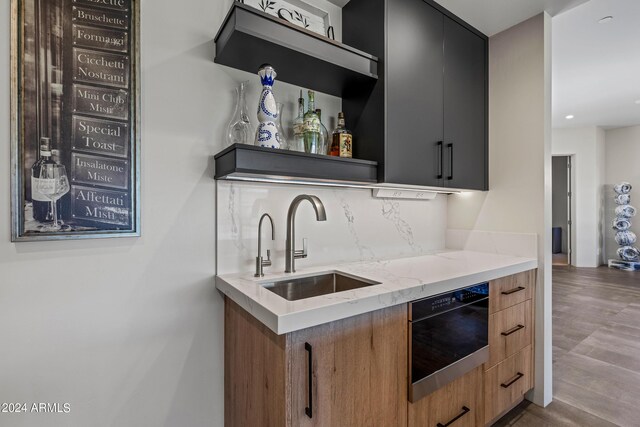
[10,0,140,241]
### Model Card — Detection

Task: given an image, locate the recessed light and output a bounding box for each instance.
[565,115,575,120]
[598,16,614,24]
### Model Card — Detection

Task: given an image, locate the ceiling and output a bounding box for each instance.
[553,0,640,129]
[433,0,588,36]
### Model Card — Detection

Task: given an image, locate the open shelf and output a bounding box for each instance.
[214,2,378,97]
[214,144,378,185]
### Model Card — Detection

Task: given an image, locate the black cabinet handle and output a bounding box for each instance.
[501,286,526,295]
[305,342,313,418]
[436,406,470,427]
[501,372,524,388]
[501,324,525,336]
[437,141,443,179]
[446,143,453,180]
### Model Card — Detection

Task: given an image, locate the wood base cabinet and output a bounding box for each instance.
[224,298,407,427]
[485,346,533,424]
[224,269,537,427]
[484,271,536,425]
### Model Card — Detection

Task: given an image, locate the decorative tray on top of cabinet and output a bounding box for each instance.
[214,144,378,185]
[214,2,379,97]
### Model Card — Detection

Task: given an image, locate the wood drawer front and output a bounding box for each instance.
[487,300,532,368]
[409,366,484,427]
[485,345,533,424]
[489,270,534,314]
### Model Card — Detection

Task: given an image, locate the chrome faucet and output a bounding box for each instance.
[255,213,275,277]
[285,195,327,273]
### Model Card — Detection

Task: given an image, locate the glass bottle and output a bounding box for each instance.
[315,109,329,155]
[226,81,254,147]
[275,103,288,150]
[330,112,353,158]
[303,90,321,154]
[291,90,305,152]
[31,137,60,222]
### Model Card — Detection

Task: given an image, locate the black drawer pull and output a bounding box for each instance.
[446,143,454,180]
[501,372,524,388]
[436,406,470,427]
[501,324,525,336]
[501,286,525,295]
[305,342,313,418]
[437,141,443,179]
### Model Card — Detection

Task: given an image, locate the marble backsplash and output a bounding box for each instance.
[216,181,448,275]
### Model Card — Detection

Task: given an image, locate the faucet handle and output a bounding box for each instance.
[266,249,271,261]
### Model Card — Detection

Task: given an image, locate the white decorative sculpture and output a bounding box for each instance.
[609,182,640,271]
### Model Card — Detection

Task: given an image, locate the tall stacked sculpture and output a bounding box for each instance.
[609,182,640,271]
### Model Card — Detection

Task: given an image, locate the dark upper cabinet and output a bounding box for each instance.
[343,0,488,191]
[443,16,487,190]
[386,0,444,187]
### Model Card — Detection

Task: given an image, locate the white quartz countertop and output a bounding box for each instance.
[216,250,538,335]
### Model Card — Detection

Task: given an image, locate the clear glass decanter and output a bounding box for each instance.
[226,81,254,147]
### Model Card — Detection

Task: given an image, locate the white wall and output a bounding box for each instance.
[552,126,606,266]
[447,13,553,406]
[604,125,640,260]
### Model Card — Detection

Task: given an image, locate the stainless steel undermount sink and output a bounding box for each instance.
[261,272,380,301]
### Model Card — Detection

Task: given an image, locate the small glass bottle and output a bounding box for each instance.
[291,90,305,152]
[303,90,321,154]
[315,109,329,155]
[275,103,288,149]
[330,112,353,158]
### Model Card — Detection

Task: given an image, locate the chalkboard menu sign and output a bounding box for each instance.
[11,0,139,241]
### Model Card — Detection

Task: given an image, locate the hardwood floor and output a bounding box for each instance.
[494,266,640,427]
[552,253,569,266]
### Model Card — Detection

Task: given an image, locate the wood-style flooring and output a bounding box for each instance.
[552,253,569,266]
[494,266,640,427]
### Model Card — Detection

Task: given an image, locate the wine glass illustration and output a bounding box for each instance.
[35,164,70,231]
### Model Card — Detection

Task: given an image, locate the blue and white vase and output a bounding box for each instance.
[612,218,632,231]
[254,64,281,149]
[618,246,640,262]
[615,204,637,218]
[615,231,637,246]
[614,182,632,195]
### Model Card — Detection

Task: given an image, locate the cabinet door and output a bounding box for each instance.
[408,366,484,427]
[443,17,487,190]
[288,305,407,427]
[386,0,444,186]
[487,300,532,368]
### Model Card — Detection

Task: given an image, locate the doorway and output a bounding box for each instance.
[552,156,572,266]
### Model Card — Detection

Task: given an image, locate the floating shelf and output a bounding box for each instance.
[214,144,378,185]
[214,2,378,97]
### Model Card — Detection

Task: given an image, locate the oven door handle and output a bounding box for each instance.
[436,406,470,427]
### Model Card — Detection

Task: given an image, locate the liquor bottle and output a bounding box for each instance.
[330,112,353,158]
[315,109,329,155]
[303,90,321,154]
[31,137,58,222]
[291,90,305,152]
